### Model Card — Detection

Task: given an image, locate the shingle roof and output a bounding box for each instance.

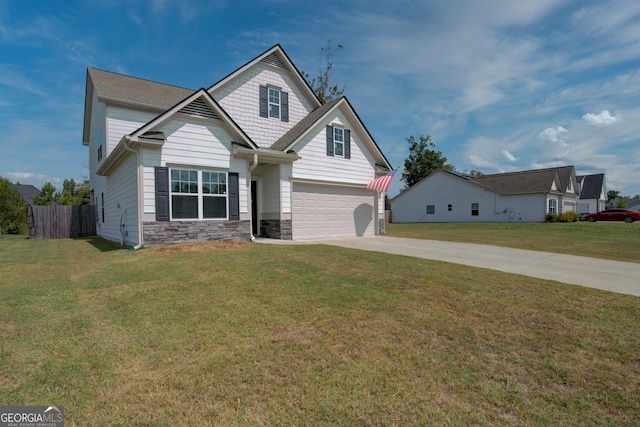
[11,184,39,205]
[270,98,342,152]
[470,168,565,195]
[576,173,605,199]
[88,68,194,110]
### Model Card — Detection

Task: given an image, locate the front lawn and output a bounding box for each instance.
[387,222,640,263]
[1,235,639,425]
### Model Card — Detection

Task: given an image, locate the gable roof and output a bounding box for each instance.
[97,89,257,176]
[270,98,342,152]
[11,184,39,205]
[269,96,392,170]
[395,166,577,201]
[576,173,605,199]
[471,167,567,195]
[83,68,194,145]
[208,44,322,109]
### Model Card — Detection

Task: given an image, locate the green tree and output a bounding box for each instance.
[303,39,345,104]
[54,178,90,205]
[607,190,619,201]
[401,135,454,189]
[0,177,27,234]
[34,182,57,205]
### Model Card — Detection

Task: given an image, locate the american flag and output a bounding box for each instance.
[366,169,396,192]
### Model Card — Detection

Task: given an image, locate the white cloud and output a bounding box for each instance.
[467,154,493,168]
[582,110,618,126]
[502,150,517,162]
[538,126,569,147]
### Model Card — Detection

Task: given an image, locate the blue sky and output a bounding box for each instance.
[1,0,639,198]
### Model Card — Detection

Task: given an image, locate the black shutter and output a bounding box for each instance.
[344,129,351,159]
[155,166,170,222]
[326,125,334,156]
[259,85,268,118]
[281,91,289,122]
[228,172,239,220]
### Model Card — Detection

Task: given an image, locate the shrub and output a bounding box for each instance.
[559,211,581,222]
[545,213,559,223]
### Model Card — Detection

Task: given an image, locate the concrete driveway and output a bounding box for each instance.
[297,236,640,297]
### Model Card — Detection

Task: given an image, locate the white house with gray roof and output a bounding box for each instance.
[390,166,579,223]
[83,44,391,246]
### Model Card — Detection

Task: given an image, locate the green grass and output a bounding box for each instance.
[1,234,639,425]
[387,222,640,263]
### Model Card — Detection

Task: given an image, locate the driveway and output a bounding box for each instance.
[260,236,640,297]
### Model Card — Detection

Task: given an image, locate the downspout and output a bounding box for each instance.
[249,152,259,241]
[123,135,144,250]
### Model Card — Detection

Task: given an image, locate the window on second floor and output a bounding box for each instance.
[334,127,344,157]
[259,85,288,122]
[268,87,280,119]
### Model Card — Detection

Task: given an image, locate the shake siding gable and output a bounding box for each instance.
[211,64,315,148]
[292,112,376,185]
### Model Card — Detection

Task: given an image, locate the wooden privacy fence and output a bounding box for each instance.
[27,205,97,239]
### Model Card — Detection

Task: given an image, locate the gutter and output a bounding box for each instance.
[123,135,144,250]
[249,152,258,241]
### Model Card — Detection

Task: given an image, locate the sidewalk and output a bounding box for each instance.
[257,236,640,297]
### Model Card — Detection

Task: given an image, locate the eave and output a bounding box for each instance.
[233,146,300,164]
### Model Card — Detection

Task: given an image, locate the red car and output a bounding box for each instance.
[581,209,640,223]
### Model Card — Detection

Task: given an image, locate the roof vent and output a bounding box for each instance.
[179,97,219,120]
[261,52,288,70]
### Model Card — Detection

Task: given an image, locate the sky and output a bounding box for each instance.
[1,0,639,198]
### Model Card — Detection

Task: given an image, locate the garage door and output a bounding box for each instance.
[292,183,375,240]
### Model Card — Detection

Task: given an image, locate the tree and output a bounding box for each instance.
[467,169,484,176]
[55,179,91,206]
[0,177,27,234]
[401,135,454,189]
[303,39,345,104]
[34,182,57,205]
[607,190,619,201]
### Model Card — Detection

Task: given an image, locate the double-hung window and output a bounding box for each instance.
[334,127,344,157]
[170,169,227,219]
[471,203,479,216]
[268,87,280,119]
[548,199,557,214]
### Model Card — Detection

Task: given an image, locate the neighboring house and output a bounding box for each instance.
[390,166,578,223]
[11,184,39,205]
[576,173,607,214]
[83,44,392,247]
[626,199,640,211]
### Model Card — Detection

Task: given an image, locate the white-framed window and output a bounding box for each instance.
[548,199,557,214]
[426,205,435,215]
[567,180,573,192]
[334,127,344,157]
[170,168,227,219]
[268,87,280,119]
